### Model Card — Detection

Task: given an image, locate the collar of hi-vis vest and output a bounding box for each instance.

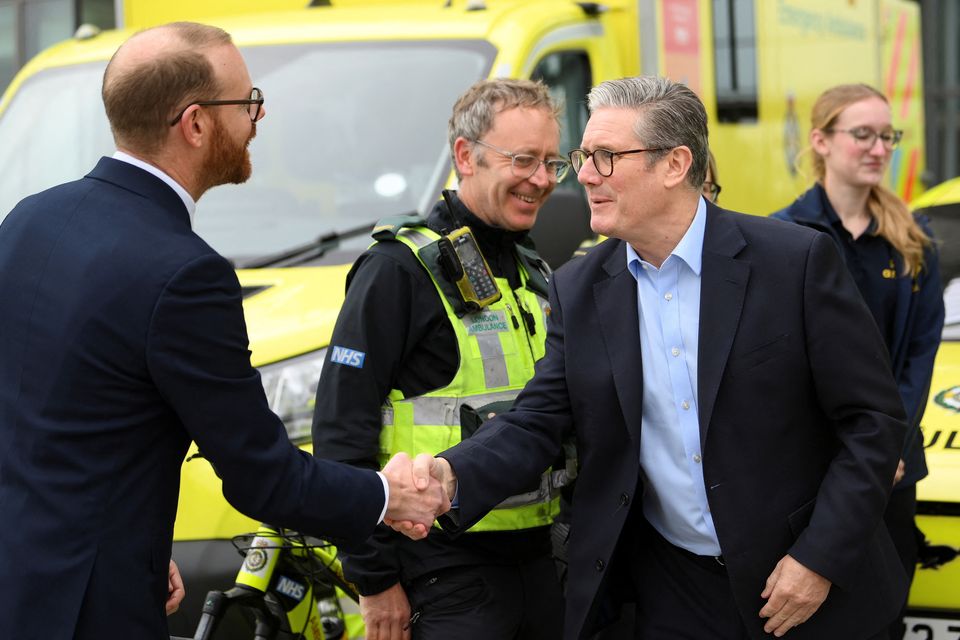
[428,234,548,318]
[372,193,550,314]
[437,191,550,293]
[435,191,532,288]
[385,224,548,317]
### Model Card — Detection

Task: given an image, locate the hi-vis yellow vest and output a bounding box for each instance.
[373,221,570,532]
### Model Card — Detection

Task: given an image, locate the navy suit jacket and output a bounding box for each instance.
[0,158,385,639]
[442,204,908,639]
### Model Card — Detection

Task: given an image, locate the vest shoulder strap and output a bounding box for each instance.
[383,224,473,318]
[383,223,550,315]
[417,239,476,318]
[371,215,429,242]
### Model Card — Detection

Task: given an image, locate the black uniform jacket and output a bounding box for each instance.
[312,192,552,595]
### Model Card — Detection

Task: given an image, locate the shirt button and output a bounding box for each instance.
[619,492,630,506]
[681,400,690,410]
[693,453,702,463]
[595,559,605,571]
[671,347,680,357]
[664,292,673,301]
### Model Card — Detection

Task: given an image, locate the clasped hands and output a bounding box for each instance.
[381,453,457,539]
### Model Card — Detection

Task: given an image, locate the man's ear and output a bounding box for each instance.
[663,145,694,189]
[452,137,477,177]
[172,105,207,149]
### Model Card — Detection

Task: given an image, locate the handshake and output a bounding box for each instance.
[381,452,458,540]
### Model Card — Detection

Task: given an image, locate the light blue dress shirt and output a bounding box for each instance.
[626,196,721,556]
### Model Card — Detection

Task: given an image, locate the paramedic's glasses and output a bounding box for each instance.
[471,139,571,182]
[568,147,669,177]
[825,126,903,150]
[169,87,264,127]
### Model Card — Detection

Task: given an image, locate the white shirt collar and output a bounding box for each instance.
[112,150,196,226]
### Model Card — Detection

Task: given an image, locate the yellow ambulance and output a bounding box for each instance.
[903,181,960,639]
[0,1,948,636]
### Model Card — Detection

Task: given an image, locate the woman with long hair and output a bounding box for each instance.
[773,83,944,637]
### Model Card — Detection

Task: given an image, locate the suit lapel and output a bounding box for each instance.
[698,207,749,448]
[594,241,645,442]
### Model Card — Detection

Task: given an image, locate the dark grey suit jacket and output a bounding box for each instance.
[442,203,908,639]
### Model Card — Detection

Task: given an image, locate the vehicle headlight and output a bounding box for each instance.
[258,349,326,443]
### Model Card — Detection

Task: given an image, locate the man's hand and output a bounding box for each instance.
[360,583,412,640]
[894,458,905,486]
[759,555,831,636]
[413,454,457,500]
[381,452,450,540]
[166,559,185,615]
[384,454,457,540]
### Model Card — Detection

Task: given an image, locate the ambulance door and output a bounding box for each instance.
[528,46,594,266]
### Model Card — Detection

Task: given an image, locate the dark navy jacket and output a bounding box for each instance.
[443,204,908,639]
[0,158,386,639]
[774,185,945,486]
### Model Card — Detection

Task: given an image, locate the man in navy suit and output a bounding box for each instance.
[0,22,446,640]
[392,77,909,639]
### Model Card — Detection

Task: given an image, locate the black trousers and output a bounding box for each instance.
[629,520,750,640]
[884,484,919,640]
[404,554,563,640]
[624,519,891,640]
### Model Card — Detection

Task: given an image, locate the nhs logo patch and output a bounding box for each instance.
[330,346,365,368]
[276,575,306,602]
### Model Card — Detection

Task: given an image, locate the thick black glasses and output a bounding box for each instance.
[824,126,903,150]
[702,181,721,203]
[568,147,668,177]
[471,139,570,182]
[169,87,264,127]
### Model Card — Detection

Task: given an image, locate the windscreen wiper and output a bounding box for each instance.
[235,219,386,269]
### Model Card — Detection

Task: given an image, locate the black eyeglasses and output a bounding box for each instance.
[568,147,669,177]
[169,87,264,127]
[823,126,903,150]
[471,139,570,181]
[702,181,721,203]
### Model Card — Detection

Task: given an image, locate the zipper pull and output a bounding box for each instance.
[505,303,520,329]
[514,296,537,336]
[519,305,536,336]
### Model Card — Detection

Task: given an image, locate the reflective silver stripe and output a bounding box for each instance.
[520,22,604,76]
[496,489,548,510]
[494,469,571,510]
[398,228,434,248]
[552,467,575,489]
[474,332,509,389]
[384,390,521,426]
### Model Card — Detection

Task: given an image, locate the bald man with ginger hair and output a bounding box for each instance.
[0,22,446,639]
